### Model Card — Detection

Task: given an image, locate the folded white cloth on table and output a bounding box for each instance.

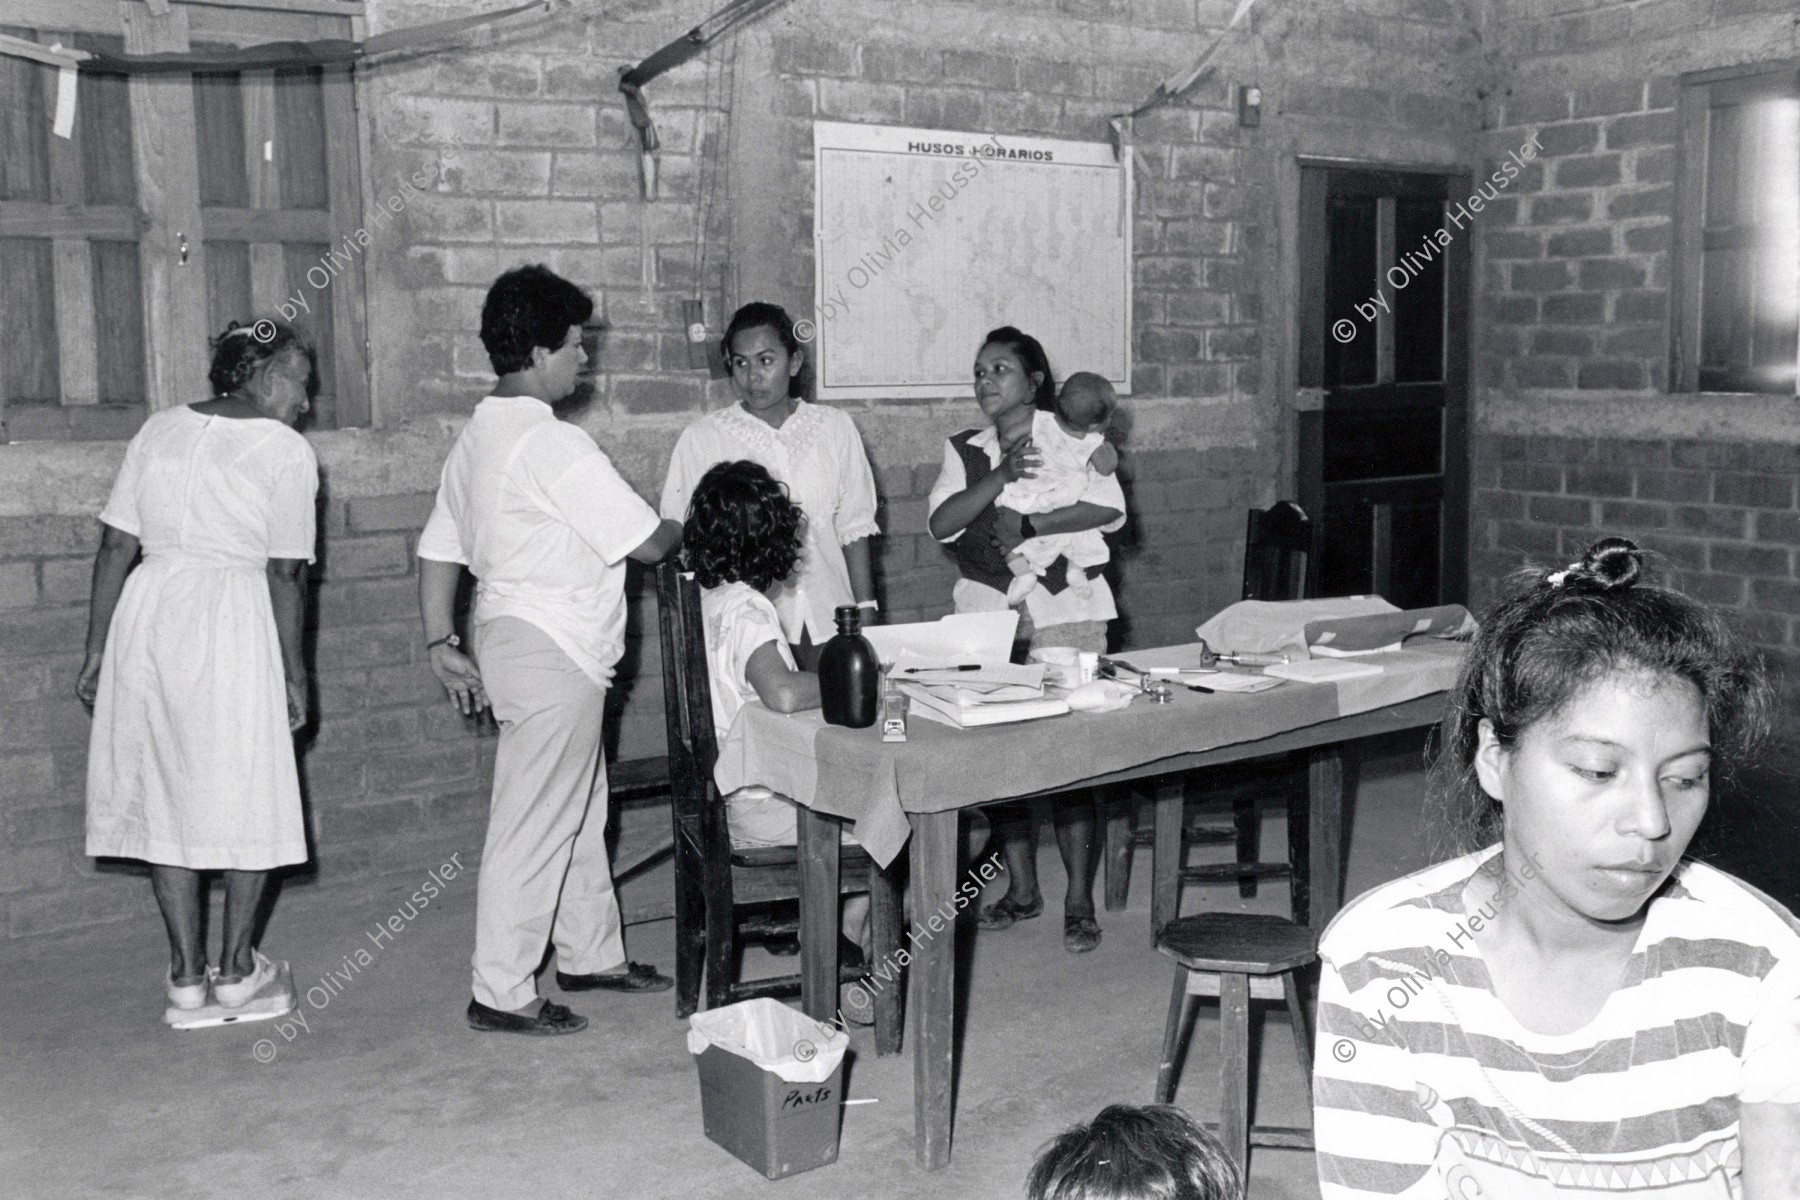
[1197,597,1399,660]
[1196,597,1475,661]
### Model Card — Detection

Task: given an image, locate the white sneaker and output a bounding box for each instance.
[166,970,210,1011]
[214,949,279,1008]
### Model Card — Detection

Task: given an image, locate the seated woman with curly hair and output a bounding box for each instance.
[683,460,871,1002]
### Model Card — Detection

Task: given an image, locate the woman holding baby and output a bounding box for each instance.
[926,325,1125,952]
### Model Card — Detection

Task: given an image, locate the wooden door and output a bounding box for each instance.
[1296,167,1471,608]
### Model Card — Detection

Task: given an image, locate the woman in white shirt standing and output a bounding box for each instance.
[418,266,683,1036]
[661,303,882,664]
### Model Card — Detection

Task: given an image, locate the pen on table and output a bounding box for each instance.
[901,664,981,673]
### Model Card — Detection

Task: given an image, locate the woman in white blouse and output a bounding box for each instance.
[661,303,881,664]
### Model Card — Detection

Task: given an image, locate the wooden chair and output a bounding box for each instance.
[1105,502,1314,918]
[1241,500,1312,602]
[654,561,903,1048]
[1153,912,1316,1194]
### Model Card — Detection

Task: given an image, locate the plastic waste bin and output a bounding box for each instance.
[687,997,850,1179]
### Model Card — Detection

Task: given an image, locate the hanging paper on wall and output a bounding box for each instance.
[52,59,77,140]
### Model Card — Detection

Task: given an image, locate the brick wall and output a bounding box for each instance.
[1472,433,1800,709]
[1468,0,1800,736]
[0,0,1481,938]
[1477,76,1677,397]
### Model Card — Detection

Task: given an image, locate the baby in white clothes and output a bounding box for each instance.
[998,372,1119,603]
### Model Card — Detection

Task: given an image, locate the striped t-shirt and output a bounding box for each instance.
[1314,846,1800,1199]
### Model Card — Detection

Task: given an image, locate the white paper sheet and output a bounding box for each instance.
[52,62,76,140]
[861,610,1019,667]
[890,651,1043,693]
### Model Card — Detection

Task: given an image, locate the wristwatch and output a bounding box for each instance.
[426,633,461,651]
[1018,514,1037,539]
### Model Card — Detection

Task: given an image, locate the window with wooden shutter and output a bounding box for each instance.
[0,0,367,441]
[192,59,367,430]
[0,28,148,440]
[1673,61,1800,396]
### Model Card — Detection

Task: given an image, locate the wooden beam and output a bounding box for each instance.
[322,64,368,425]
[185,6,353,51]
[199,205,331,241]
[242,69,277,210]
[0,203,144,238]
[0,33,91,69]
[124,0,209,410]
[250,243,286,317]
[172,0,366,16]
[53,239,101,404]
[2,2,124,35]
[0,1,367,48]
[38,32,86,204]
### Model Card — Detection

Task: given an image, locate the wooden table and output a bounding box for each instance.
[725,643,1462,1169]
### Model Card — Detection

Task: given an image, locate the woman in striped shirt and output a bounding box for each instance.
[1315,537,1800,1199]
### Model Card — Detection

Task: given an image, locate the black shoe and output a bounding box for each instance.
[466,997,588,1035]
[555,961,674,993]
[1063,915,1102,954]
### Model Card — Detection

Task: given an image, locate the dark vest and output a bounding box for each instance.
[946,430,1100,598]
[947,430,1015,594]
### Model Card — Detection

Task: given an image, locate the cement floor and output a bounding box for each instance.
[7,735,1793,1200]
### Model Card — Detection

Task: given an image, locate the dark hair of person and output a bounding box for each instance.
[480,264,594,376]
[208,320,316,399]
[980,325,1057,411]
[1434,536,1772,854]
[1025,1104,1241,1200]
[721,302,803,398]
[682,460,805,593]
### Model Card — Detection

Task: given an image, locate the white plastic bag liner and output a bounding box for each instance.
[1196,597,1399,660]
[686,997,848,1084]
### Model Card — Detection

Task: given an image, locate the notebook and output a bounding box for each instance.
[897,683,1070,729]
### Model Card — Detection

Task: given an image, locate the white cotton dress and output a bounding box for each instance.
[85,406,318,869]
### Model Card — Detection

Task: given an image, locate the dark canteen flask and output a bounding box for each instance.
[819,605,879,728]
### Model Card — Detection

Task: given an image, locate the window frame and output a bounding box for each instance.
[0,0,369,440]
[1670,57,1800,397]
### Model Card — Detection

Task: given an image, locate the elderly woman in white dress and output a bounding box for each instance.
[79,322,316,1023]
[660,302,882,663]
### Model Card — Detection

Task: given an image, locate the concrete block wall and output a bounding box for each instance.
[1472,433,1800,711]
[0,0,1482,938]
[0,441,490,938]
[1469,0,1800,735]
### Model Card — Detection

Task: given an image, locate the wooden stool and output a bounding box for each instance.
[1153,912,1317,1190]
